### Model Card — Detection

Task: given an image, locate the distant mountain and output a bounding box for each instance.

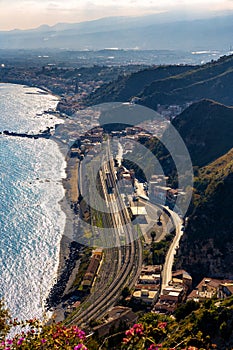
[176,148,233,283]
[1,12,233,50]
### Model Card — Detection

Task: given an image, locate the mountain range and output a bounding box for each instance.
[1,12,233,51]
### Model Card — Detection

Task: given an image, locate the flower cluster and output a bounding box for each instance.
[121,321,171,350]
[0,320,88,350]
[123,323,144,345]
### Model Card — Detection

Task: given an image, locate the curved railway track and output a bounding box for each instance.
[66,140,142,327]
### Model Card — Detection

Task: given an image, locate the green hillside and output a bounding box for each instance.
[176,149,233,283]
[85,65,195,105]
[172,99,233,166]
[140,54,233,109]
[136,298,233,349]
[124,99,233,184]
[85,54,233,110]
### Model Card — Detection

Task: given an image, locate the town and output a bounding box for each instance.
[46,109,233,341]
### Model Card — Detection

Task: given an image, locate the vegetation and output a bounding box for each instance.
[86,54,233,112]
[172,99,233,167]
[121,297,233,349]
[176,148,233,283]
[1,296,233,349]
[85,65,194,106]
[0,303,87,349]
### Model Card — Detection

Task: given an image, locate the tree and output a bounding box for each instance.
[150,231,156,242]
[174,300,200,322]
[122,287,131,299]
[0,300,10,338]
[157,210,162,223]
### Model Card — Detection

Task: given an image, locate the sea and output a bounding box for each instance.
[0,83,67,321]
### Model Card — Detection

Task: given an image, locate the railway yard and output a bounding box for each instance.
[51,127,182,333]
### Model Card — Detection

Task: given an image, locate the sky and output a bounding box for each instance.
[1,0,233,30]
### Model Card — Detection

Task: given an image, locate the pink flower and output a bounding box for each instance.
[133,324,144,335]
[158,322,167,329]
[125,329,134,337]
[123,337,130,344]
[148,344,162,350]
[17,337,25,346]
[6,340,13,345]
[74,345,87,350]
[41,338,47,344]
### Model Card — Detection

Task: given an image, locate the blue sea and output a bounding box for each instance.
[0,83,66,320]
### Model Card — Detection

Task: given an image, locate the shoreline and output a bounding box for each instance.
[1,81,81,320]
[45,129,83,319]
[0,81,80,322]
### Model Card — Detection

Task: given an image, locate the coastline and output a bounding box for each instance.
[0,81,81,322]
[45,129,83,320]
[1,81,81,320]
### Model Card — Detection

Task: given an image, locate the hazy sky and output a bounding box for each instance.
[1,0,233,30]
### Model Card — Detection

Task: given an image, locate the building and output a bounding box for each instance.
[219,283,233,298]
[93,306,138,337]
[139,274,160,285]
[133,265,161,306]
[187,277,233,302]
[133,289,158,306]
[141,265,162,274]
[80,133,103,143]
[82,249,103,288]
[154,286,184,314]
[162,286,184,301]
[153,300,177,314]
[171,270,192,290]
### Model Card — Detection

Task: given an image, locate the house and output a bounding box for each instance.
[171,270,192,290]
[133,289,159,305]
[219,283,233,298]
[161,286,184,303]
[153,286,184,314]
[187,277,233,302]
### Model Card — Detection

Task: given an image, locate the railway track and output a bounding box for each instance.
[66,140,142,327]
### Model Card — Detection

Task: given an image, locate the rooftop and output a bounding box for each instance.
[131,206,147,216]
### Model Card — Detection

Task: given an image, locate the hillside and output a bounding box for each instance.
[172,99,233,166]
[85,65,195,105]
[86,54,233,109]
[175,149,233,283]
[138,298,233,349]
[140,54,233,109]
[125,99,233,183]
[121,99,233,284]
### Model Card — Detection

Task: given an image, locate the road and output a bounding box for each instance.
[139,198,183,294]
[160,206,183,293]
